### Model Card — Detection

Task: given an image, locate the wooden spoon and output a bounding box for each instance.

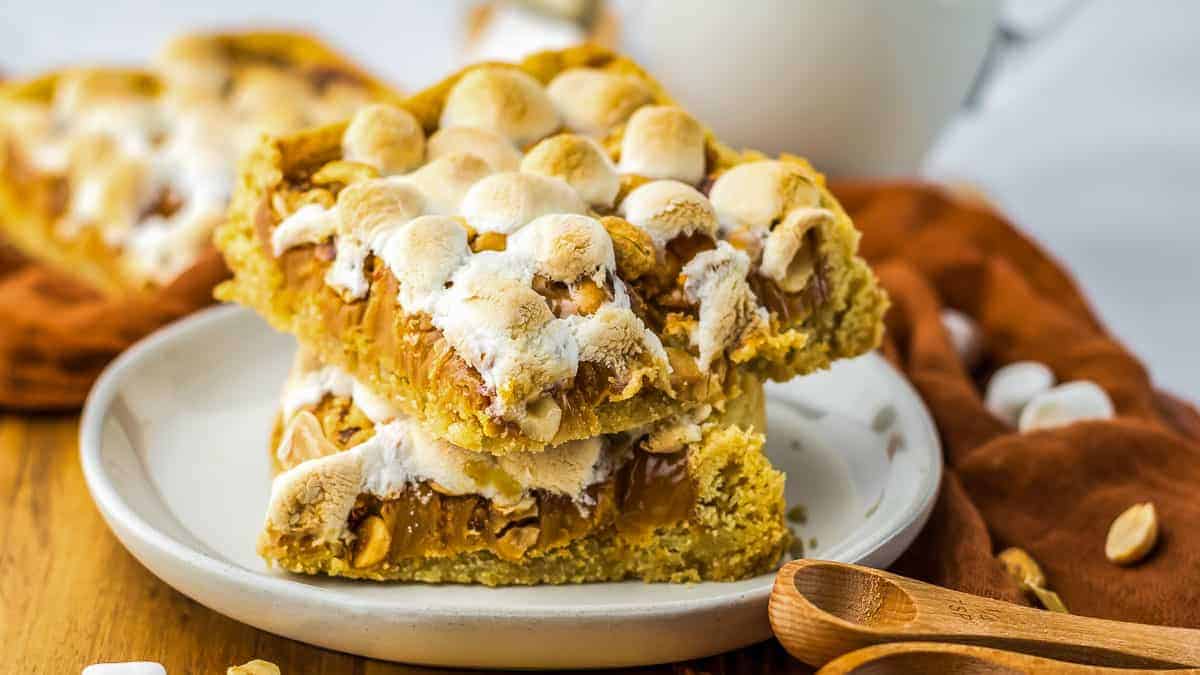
[769,559,1200,668]
[817,643,1200,675]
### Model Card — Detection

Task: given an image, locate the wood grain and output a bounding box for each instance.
[769,559,1200,670]
[0,413,808,674]
[817,643,1200,675]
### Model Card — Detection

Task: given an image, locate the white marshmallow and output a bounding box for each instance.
[82,663,166,675]
[520,134,619,208]
[546,68,655,136]
[940,308,985,369]
[1019,381,1116,432]
[985,361,1056,424]
[427,125,523,172]
[439,67,560,146]
[618,105,706,185]
[459,171,587,234]
[618,179,718,250]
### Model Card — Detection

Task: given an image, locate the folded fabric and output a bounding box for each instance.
[0,244,225,410]
[834,180,1200,628]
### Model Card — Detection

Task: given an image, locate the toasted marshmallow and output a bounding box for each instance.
[618,106,706,185]
[499,436,605,496]
[377,215,471,314]
[267,442,364,544]
[682,242,765,370]
[427,125,523,172]
[618,179,718,249]
[335,178,426,241]
[325,179,426,300]
[509,213,615,284]
[460,171,587,234]
[572,305,669,374]
[436,265,577,406]
[440,67,560,146]
[271,203,339,255]
[342,103,426,175]
[1019,381,1115,432]
[520,134,619,208]
[759,207,833,292]
[403,153,493,215]
[546,68,655,136]
[708,160,821,231]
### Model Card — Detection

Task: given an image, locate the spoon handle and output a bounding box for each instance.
[770,559,1200,668]
[817,642,1200,675]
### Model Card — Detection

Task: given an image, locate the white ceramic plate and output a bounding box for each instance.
[80,305,941,669]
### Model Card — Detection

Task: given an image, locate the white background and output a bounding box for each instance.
[2,0,1196,399]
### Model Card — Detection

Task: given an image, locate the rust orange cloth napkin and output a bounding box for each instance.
[838,180,1200,625]
[0,245,226,410]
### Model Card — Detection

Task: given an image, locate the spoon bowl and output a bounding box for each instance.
[770,559,1200,669]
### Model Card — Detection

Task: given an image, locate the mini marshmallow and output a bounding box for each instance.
[618,106,706,185]
[436,266,578,405]
[985,361,1056,424]
[82,662,167,675]
[459,171,587,234]
[271,203,338,256]
[546,68,655,136]
[1019,381,1115,432]
[378,215,471,314]
[336,178,426,241]
[708,160,821,231]
[759,207,832,292]
[682,241,764,370]
[326,179,426,300]
[940,308,985,369]
[342,104,426,175]
[427,125,523,172]
[572,305,669,375]
[509,213,615,284]
[520,134,619,208]
[403,153,493,215]
[618,179,718,249]
[440,67,560,146]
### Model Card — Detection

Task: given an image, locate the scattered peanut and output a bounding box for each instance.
[997,546,1069,613]
[998,547,1046,592]
[228,659,282,675]
[1030,586,1070,614]
[495,525,540,560]
[1106,502,1159,565]
[471,231,507,252]
[570,279,607,315]
[351,515,391,569]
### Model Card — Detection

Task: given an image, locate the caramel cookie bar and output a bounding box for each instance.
[217,45,887,454]
[0,31,399,294]
[259,351,787,585]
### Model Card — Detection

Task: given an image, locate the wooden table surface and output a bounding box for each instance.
[1,413,810,674]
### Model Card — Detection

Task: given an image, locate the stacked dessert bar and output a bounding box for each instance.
[0,32,398,295]
[217,46,887,584]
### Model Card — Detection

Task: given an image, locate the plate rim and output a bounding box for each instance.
[80,303,942,623]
